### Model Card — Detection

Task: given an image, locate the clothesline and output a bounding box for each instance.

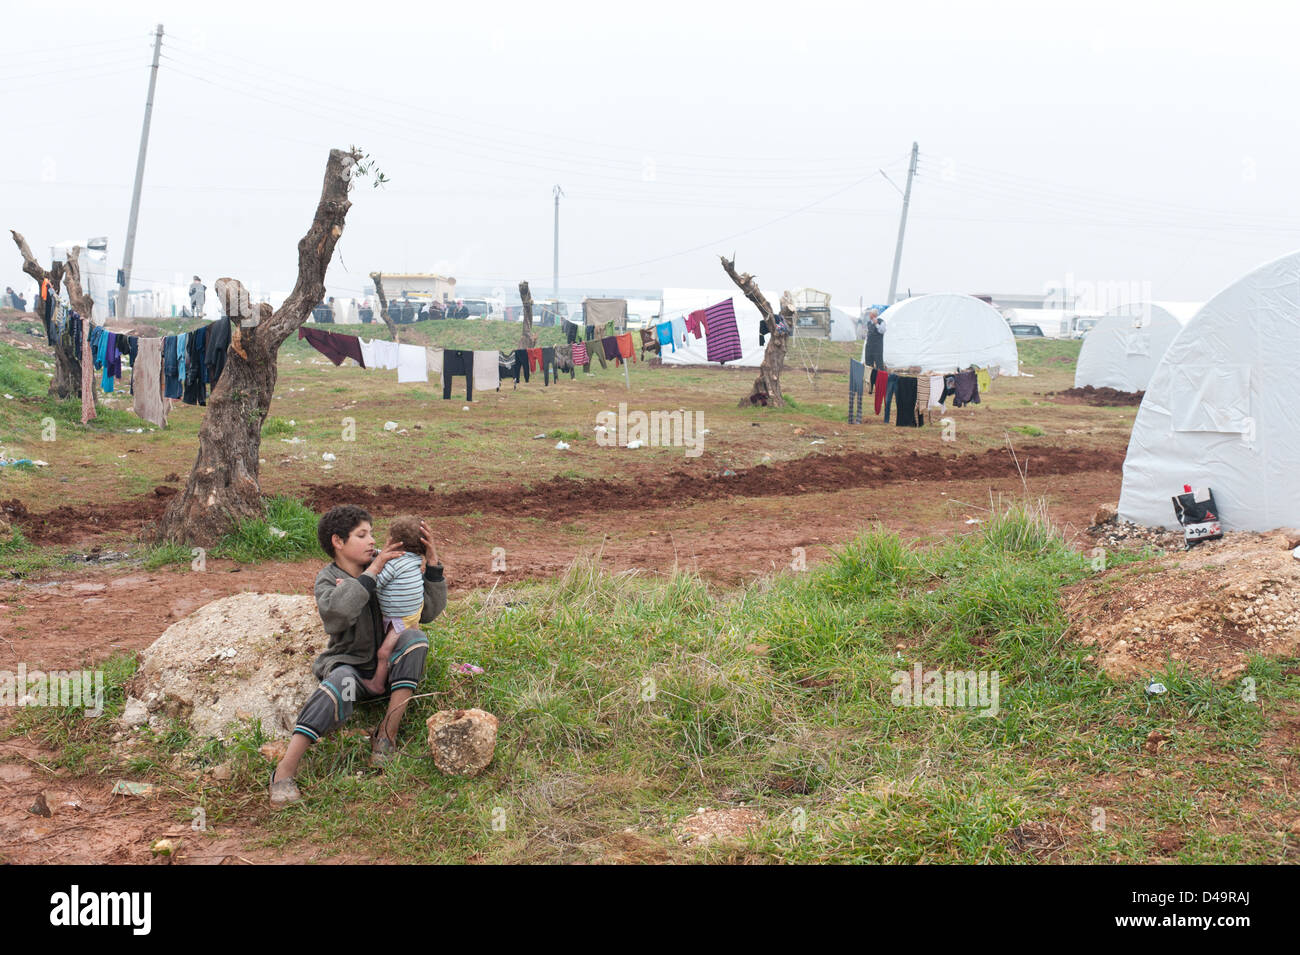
[847,359,1001,427]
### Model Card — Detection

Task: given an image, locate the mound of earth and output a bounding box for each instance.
[126,593,322,739]
[1065,531,1300,680]
[1049,386,1144,406]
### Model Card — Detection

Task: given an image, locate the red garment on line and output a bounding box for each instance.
[873,369,889,415]
[527,347,543,372]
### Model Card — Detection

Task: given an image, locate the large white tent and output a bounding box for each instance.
[1118,250,1300,531]
[876,294,1020,375]
[1073,302,1188,392]
[658,288,766,367]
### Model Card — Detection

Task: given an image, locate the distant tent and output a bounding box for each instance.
[1073,303,1188,393]
[1118,250,1300,531]
[876,294,1020,375]
[829,306,859,341]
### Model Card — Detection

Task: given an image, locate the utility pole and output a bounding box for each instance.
[116,23,164,322]
[886,141,918,307]
[552,184,564,308]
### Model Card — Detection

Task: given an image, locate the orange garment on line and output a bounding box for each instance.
[616,333,637,363]
[526,347,543,372]
[40,278,50,301]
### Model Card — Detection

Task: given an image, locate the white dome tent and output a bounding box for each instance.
[1073,303,1188,393]
[874,294,1020,375]
[1118,250,1300,531]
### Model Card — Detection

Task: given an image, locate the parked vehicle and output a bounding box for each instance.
[1010,323,1045,338]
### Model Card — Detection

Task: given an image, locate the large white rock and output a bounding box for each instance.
[129,594,323,739]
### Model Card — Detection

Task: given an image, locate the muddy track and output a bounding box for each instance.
[307,445,1125,519]
[4,446,1125,546]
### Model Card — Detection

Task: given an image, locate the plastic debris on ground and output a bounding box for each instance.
[555,441,570,450]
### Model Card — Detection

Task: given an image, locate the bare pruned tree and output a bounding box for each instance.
[9,230,84,401]
[721,255,795,408]
[518,280,537,349]
[367,271,402,343]
[157,148,360,546]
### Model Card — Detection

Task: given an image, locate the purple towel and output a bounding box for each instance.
[704,298,742,364]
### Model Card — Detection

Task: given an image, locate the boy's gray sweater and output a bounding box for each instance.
[311,561,448,680]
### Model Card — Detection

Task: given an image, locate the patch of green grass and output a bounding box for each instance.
[1010,425,1045,437]
[546,428,580,441]
[262,416,296,437]
[213,494,320,563]
[0,527,65,577]
[141,540,194,570]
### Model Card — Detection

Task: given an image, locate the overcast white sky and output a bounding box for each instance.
[4,0,1298,310]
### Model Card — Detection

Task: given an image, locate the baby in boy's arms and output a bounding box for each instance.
[360,514,426,694]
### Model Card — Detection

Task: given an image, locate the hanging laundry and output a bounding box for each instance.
[206,316,232,385]
[883,373,900,423]
[848,359,866,424]
[131,337,168,428]
[758,318,769,347]
[360,338,400,371]
[616,333,637,365]
[915,374,931,424]
[975,366,990,393]
[670,316,687,347]
[472,349,499,393]
[442,349,473,400]
[124,335,139,394]
[102,328,121,393]
[952,370,980,407]
[80,317,96,425]
[426,346,444,380]
[583,298,627,332]
[499,350,521,387]
[894,375,920,427]
[163,336,182,399]
[703,299,742,364]
[928,374,945,413]
[564,319,580,344]
[685,309,706,339]
[396,343,427,383]
[299,326,365,367]
[181,325,208,405]
[554,343,576,380]
[656,321,675,353]
[873,368,889,414]
[601,336,621,366]
[540,346,558,385]
[571,341,589,368]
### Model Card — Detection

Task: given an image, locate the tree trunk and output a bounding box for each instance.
[62,247,98,423]
[517,280,537,349]
[367,271,402,342]
[10,230,82,400]
[157,148,359,546]
[720,256,795,408]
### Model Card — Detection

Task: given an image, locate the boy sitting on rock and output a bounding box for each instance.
[271,505,446,805]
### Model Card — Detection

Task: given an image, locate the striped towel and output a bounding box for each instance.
[704,298,742,364]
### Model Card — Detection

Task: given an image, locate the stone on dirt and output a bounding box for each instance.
[1092,502,1118,526]
[426,708,499,776]
[128,594,322,739]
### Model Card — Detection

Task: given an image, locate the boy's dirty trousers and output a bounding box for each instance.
[291,629,430,743]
